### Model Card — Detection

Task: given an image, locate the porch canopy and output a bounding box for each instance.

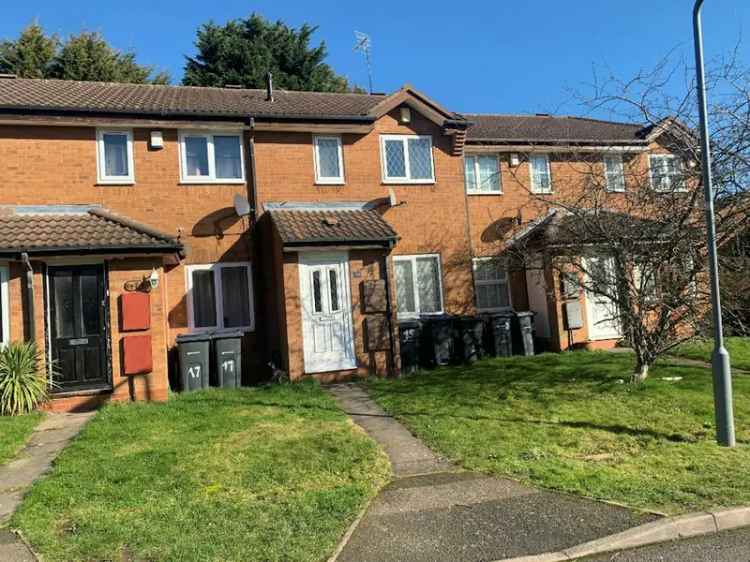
[0,205,182,257]
[506,208,679,252]
[266,202,399,250]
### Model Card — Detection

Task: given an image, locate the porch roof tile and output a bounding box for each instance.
[269,207,399,247]
[0,205,182,256]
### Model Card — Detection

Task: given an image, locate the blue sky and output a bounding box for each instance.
[3,1,748,119]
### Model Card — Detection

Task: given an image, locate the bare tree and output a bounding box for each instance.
[500,54,750,383]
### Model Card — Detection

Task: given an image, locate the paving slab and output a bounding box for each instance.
[0,411,94,561]
[328,383,656,562]
[0,531,35,562]
[328,383,454,476]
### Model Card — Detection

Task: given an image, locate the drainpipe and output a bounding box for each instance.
[20,253,35,342]
[246,116,259,224]
[382,243,398,377]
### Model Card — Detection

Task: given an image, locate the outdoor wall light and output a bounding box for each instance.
[147,269,159,290]
[399,107,411,124]
[509,153,521,167]
[150,130,164,149]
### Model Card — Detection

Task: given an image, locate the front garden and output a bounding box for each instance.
[0,412,42,466]
[672,336,750,370]
[11,383,389,561]
[368,351,750,515]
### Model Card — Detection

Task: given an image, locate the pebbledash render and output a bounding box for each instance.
[0,77,684,411]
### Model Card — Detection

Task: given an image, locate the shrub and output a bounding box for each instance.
[0,342,55,416]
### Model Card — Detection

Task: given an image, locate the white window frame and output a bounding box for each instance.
[465,154,502,195]
[178,131,245,184]
[393,254,444,318]
[649,154,685,192]
[603,154,626,192]
[0,266,9,347]
[312,135,345,185]
[529,153,552,194]
[472,257,512,312]
[96,129,135,184]
[380,134,435,184]
[185,262,255,331]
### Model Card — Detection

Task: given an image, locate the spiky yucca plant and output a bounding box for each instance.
[0,342,56,416]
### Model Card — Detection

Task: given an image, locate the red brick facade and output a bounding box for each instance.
[0,86,672,408]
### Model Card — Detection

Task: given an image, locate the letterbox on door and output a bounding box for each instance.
[121,292,150,331]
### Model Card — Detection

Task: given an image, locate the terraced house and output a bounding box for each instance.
[0,76,685,411]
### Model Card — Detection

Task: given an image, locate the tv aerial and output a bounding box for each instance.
[353,31,373,94]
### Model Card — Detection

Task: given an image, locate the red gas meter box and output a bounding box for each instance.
[121,292,150,331]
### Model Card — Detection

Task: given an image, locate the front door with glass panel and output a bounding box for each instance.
[583,257,622,340]
[299,252,356,373]
[49,265,109,391]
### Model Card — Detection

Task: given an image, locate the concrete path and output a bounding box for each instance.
[0,412,95,561]
[327,384,655,562]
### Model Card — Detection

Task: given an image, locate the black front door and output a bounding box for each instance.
[49,265,109,391]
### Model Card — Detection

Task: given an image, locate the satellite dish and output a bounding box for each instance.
[233,194,252,217]
[388,188,397,207]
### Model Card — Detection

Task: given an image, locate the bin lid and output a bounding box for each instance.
[176,332,212,343]
[515,311,535,318]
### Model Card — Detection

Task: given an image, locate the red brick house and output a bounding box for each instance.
[0,77,684,410]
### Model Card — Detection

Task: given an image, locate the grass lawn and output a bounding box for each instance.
[672,337,750,371]
[368,352,750,515]
[12,383,389,562]
[0,412,43,466]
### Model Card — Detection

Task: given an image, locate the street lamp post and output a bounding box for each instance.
[692,0,736,447]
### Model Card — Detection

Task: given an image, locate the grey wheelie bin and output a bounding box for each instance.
[176,332,211,391]
[485,312,514,357]
[211,330,243,388]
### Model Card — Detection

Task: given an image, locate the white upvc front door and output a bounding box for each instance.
[583,256,622,340]
[299,252,356,373]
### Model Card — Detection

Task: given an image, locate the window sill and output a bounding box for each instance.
[531,190,553,195]
[315,180,346,186]
[97,181,135,186]
[382,180,436,186]
[187,326,255,334]
[180,179,246,186]
[466,191,503,196]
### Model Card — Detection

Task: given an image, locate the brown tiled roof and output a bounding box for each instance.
[268,206,399,246]
[465,114,647,144]
[0,78,386,119]
[0,206,182,255]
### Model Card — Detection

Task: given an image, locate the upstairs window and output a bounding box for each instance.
[96,129,134,184]
[394,254,443,317]
[465,154,501,194]
[473,258,511,311]
[650,155,684,192]
[313,135,345,184]
[604,154,626,192]
[179,132,244,183]
[186,263,254,330]
[380,135,435,183]
[529,154,552,193]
